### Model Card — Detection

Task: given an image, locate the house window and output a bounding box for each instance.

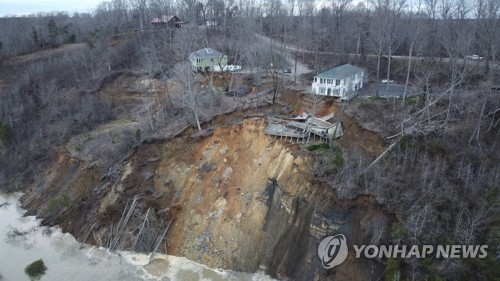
[320,87,325,94]
[320,78,324,84]
[336,79,340,86]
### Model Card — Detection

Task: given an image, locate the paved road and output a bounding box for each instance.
[256,33,500,70]
[236,34,313,77]
[234,33,499,96]
[256,34,311,73]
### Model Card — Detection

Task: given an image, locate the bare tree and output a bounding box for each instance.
[172,25,202,63]
[380,0,406,98]
[130,0,148,30]
[329,0,352,54]
[474,0,500,76]
[439,0,473,130]
[402,0,423,104]
[174,63,202,131]
[367,3,386,86]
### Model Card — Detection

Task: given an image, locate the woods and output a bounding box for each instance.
[0,0,499,280]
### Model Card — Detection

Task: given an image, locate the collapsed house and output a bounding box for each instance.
[264,112,343,143]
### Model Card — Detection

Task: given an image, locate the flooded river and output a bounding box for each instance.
[0,193,274,281]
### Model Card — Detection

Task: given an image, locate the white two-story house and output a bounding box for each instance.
[311,64,364,99]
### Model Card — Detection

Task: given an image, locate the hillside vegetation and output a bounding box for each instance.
[1,1,499,280]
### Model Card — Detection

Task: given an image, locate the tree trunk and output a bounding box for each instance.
[403,41,414,105]
[193,107,202,131]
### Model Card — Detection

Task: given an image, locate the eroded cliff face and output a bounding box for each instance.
[100,118,314,271]
[22,118,387,280]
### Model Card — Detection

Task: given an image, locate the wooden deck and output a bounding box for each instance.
[265,114,343,142]
[317,112,335,121]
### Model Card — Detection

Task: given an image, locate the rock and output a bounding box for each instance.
[147,157,160,162]
[222,167,233,179]
[143,171,154,181]
[199,162,216,172]
[115,184,124,193]
[309,210,345,239]
[192,129,214,140]
[219,147,228,155]
[212,177,221,184]
[152,190,164,199]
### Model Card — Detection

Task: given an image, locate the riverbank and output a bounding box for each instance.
[0,192,275,281]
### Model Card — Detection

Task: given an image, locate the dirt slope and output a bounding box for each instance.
[22,117,388,280]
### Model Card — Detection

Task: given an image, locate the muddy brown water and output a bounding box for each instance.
[0,192,276,281]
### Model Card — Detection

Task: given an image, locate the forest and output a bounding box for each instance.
[0,0,499,280]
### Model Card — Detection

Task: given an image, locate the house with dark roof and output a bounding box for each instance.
[311,64,364,99]
[377,82,414,99]
[151,15,185,27]
[189,48,228,72]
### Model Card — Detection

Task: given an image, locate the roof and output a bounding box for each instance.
[190,48,226,59]
[314,64,364,79]
[377,83,414,98]
[151,15,180,24]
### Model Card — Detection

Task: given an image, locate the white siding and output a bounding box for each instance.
[311,71,364,97]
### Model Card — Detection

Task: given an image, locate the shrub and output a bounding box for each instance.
[427,140,446,157]
[404,96,418,106]
[385,258,403,281]
[391,222,409,240]
[46,194,72,215]
[421,258,445,281]
[0,120,11,143]
[306,142,330,151]
[67,34,76,43]
[464,253,500,281]
[398,135,413,149]
[331,151,344,169]
[25,259,47,278]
